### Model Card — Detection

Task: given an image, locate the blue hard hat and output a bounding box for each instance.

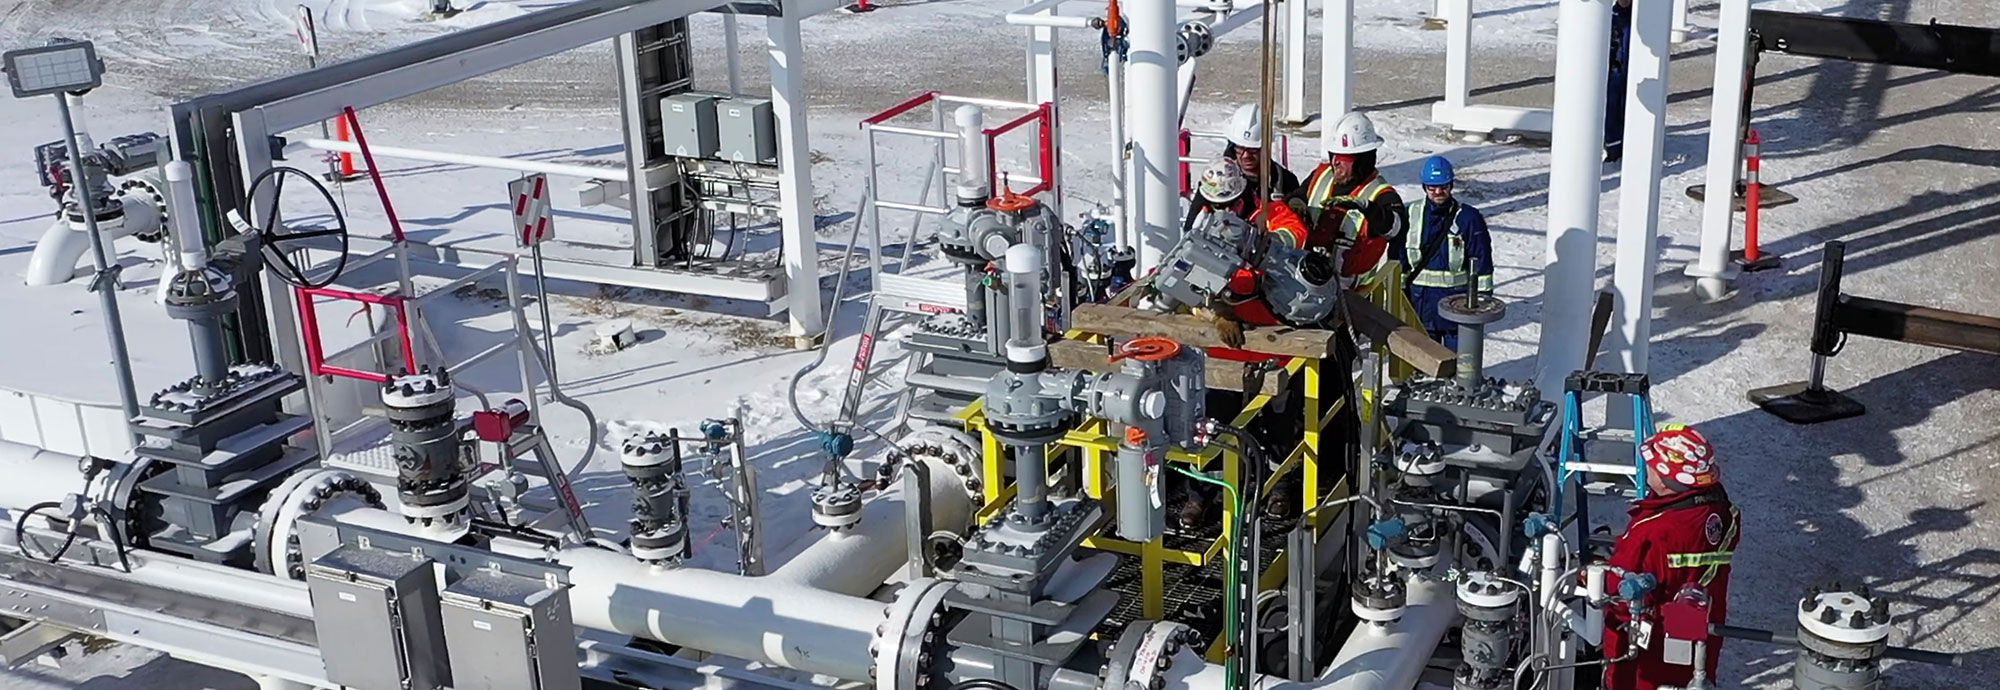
[1420,155,1455,186]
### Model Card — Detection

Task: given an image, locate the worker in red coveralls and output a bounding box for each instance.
[1600,424,1740,690]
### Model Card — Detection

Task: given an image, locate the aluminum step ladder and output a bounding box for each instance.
[1553,370,1655,546]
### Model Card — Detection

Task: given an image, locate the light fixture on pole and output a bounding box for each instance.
[4,38,143,434]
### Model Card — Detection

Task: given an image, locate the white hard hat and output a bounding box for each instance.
[1325,111,1383,155]
[1197,159,1247,204]
[1224,104,1263,149]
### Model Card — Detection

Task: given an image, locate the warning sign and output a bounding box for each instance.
[509,174,554,247]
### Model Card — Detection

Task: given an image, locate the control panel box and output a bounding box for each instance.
[440,571,583,690]
[306,545,451,690]
[716,96,777,164]
[660,92,720,159]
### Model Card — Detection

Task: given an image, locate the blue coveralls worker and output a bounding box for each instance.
[1605,0,1634,161]
[1398,156,1493,350]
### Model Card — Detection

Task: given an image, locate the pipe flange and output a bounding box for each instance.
[1456,571,1521,613]
[253,469,385,579]
[116,178,168,243]
[1798,587,1891,656]
[1103,620,1193,690]
[895,427,984,503]
[874,578,953,690]
[1177,22,1214,62]
[382,369,454,410]
[1439,294,1507,326]
[813,483,866,529]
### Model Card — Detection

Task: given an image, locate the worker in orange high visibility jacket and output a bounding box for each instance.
[1293,111,1405,287]
[1601,424,1740,690]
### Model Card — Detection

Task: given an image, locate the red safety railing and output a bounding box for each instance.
[861,91,1056,198]
[296,287,415,383]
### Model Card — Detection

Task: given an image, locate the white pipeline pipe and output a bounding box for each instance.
[557,547,886,680]
[23,195,155,286]
[1006,0,1095,28]
[1686,0,1752,302]
[1608,0,1674,380]
[294,138,629,182]
[1127,0,1181,273]
[0,440,95,517]
[1535,0,1614,396]
[767,457,971,594]
[1166,571,1457,690]
[1321,0,1354,150]
[1108,52,1132,252]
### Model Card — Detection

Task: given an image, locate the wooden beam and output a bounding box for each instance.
[1068,303,1335,359]
[1338,294,1455,378]
[1047,339,1291,394]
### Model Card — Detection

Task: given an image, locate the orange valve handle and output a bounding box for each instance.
[988,192,1037,212]
[1110,336,1183,363]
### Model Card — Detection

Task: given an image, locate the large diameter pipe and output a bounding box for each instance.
[1535,0,1614,396]
[768,457,971,594]
[1608,0,1674,383]
[294,138,629,182]
[1126,0,1182,273]
[557,547,887,680]
[1166,572,1456,690]
[1686,0,1752,302]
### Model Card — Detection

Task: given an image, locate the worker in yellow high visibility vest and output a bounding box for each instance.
[1291,112,1406,287]
[1399,155,1493,350]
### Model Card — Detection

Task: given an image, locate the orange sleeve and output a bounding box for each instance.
[1263,200,1308,249]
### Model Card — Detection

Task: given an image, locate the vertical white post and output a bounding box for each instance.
[769,15,824,340]
[723,13,743,96]
[1282,0,1308,123]
[1027,0,1060,106]
[1127,0,1181,273]
[1108,56,1131,251]
[1536,0,1613,395]
[1609,0,1673,384]
[1669,0,1690,43]
[1321,0,1353,150]
[1442,0,1472,112]
[1687,0,1750,303]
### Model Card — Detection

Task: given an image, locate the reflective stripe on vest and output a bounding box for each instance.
[1666,506,1740,587]
[1405,199,1468,288]
[1303,170,1391,240]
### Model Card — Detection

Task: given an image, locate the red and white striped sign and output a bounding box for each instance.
[509,174,554,247]
[294,5,318,57]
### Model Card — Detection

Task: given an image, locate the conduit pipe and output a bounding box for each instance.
[23,195,158,286]
[294,138,629,182]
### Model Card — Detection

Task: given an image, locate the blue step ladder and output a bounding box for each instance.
[1553,370,1655,546]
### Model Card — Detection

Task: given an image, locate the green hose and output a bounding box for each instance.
[1170,464,1243,686]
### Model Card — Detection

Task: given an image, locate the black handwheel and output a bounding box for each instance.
[242,166,349,289]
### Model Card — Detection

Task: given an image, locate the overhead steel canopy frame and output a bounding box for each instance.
[166,0,831,376]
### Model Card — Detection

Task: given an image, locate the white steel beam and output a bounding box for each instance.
[1282,0,1307,123]
[1537,0,1613,395]
[252,0,725,133]
[1608,0,1674,383]
[1686,0,1751,302]
[1027,0,1060,106]
[769,15,825,338]
[1321,0,1353,149]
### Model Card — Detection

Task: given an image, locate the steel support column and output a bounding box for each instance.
[1686,0,1752,302]
[1537,0,1613,396]
[1320,0,1353,147]
[769,14,824,339]
[1608,0,1673,417]
[1281,0,1308,124]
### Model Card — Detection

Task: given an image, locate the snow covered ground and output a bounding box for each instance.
[2,0,1997,688]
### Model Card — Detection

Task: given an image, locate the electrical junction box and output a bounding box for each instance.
[305,545,451,690]
[440,570,583,690]
[716,96,777,164]
[660,92,720,159]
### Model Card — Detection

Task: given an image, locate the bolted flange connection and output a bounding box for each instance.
[382,368,468,539]
[623,429,690,562]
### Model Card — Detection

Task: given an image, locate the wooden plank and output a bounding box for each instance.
[1068,303,1335,359]
[1047,339,1290,394]
[1338,294,1455,378]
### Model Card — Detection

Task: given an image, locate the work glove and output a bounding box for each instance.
[1212,312,1246,348]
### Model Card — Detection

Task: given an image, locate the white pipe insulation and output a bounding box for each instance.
[1126,0,1182,274]
[23,195,157,287]
[293,138,630,182]
[1166,571,1457,690]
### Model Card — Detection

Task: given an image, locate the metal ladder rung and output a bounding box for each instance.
[1569,462,1638,476]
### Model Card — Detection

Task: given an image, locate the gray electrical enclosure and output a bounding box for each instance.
[660,92,719,159]
[305,546,451,690]
[440,571,583,690]
[716,97,777,164]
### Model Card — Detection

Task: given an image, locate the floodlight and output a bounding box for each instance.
[3,39,103,99]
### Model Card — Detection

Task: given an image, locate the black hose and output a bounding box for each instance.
[945,679,1020,690]
[89,507,133,573]
[14,502,77,563]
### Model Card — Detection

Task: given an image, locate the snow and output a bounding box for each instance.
[3,0,1999,688]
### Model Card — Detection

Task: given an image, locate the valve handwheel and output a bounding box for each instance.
[1111,335,1183,362]
[238,166,350,289]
